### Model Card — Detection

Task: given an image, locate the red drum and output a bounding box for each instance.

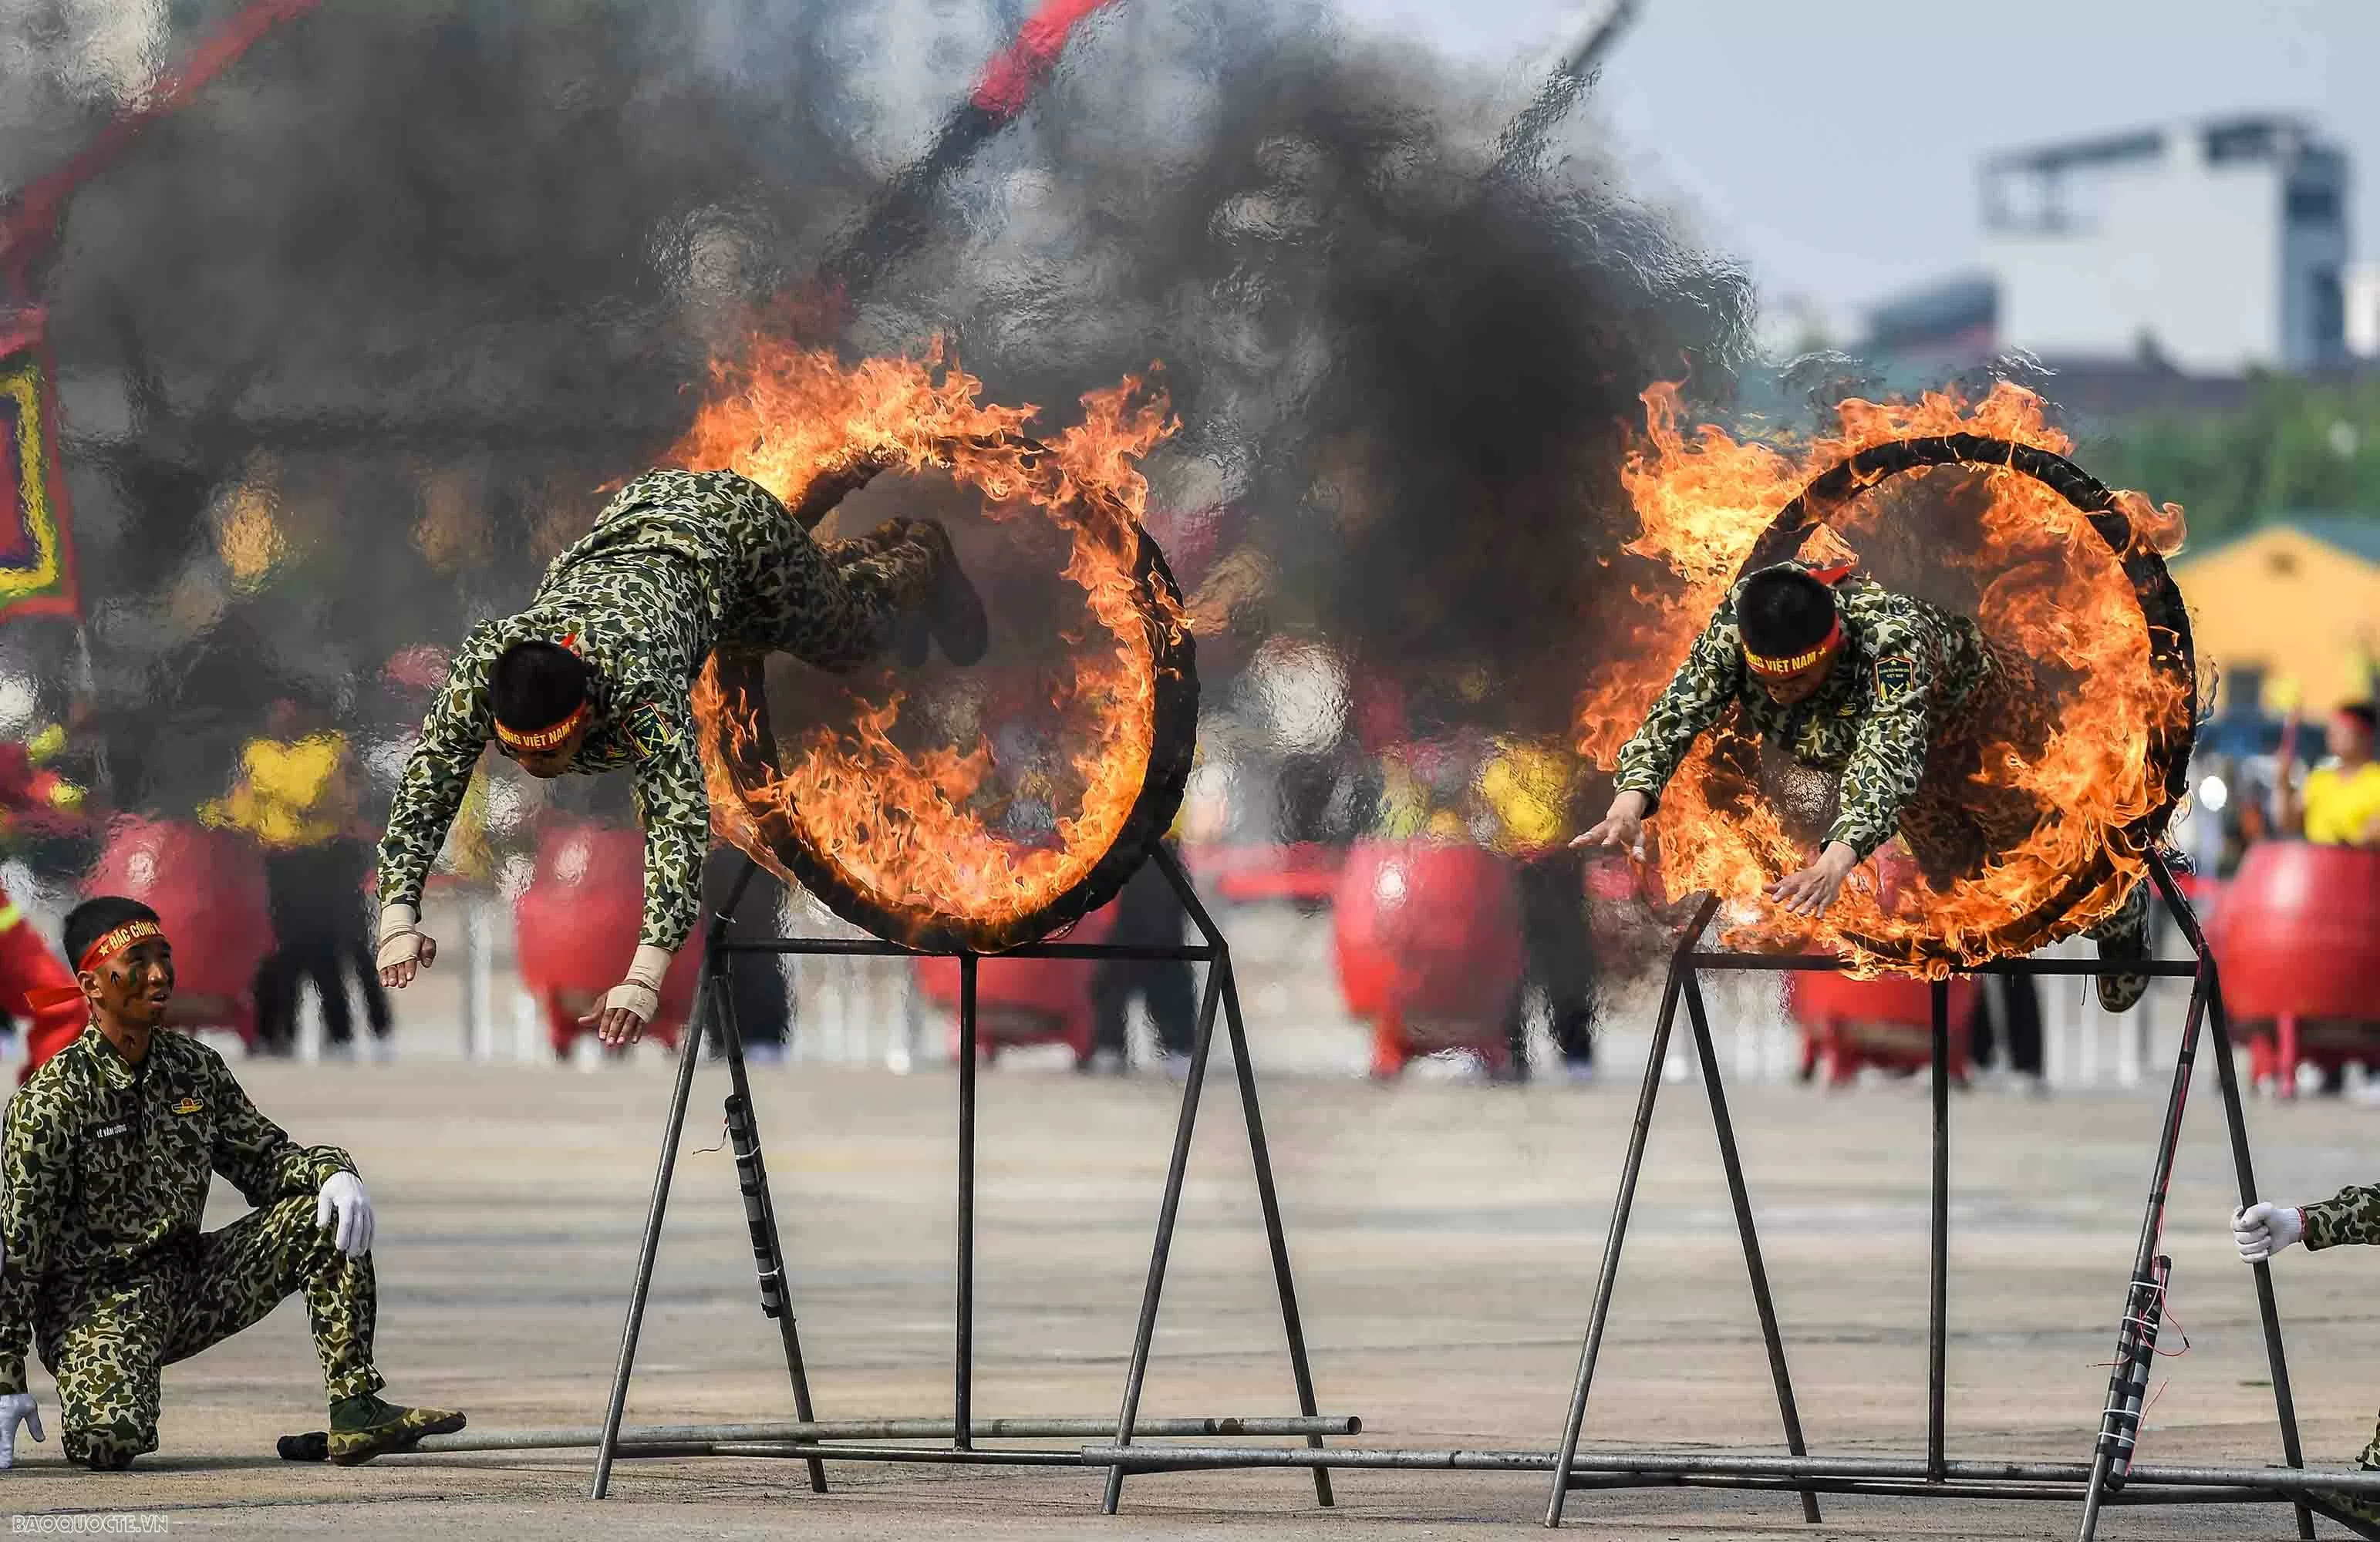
[915,904,1118,1065]
[1332,839,1523,1078]
[514,823,701,1057]
[2210,840,2380,1096]
[1786,972,1976,1088]
[86,816,268,1049]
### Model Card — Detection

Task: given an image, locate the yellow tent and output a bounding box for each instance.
[2170,517,2380,713]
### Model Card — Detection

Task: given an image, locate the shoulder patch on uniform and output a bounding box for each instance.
[1873,655,1916,705]
[172,1096,204,1116]
[625,704,677,759]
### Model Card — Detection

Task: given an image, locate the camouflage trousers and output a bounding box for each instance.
[718,509,946,672]
[36,1194,381,1466]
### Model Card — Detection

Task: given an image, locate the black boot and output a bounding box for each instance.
[2091,882,2152,1014]
[905,519,988,665]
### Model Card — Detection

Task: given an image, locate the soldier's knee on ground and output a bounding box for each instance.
[62,1422,147,1470]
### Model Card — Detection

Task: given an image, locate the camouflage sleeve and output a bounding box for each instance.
[625,692,710,952]
[0,1083,70,1395]
[374,625,498,911]
[207,1049,356,1210]
[1613,604,1743,813]
[1823,612,1941,859]
[2301,1186,2380,1251]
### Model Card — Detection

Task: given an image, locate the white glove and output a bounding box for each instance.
[316,1171,376,1257]
[0,1392,44,1468]
[375,904,438,985]
[2233,1201,2305,1263]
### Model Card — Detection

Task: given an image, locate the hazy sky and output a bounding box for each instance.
[1340,0,2377,334]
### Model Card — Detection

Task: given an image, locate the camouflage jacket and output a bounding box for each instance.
[2302,1186,2380,1250]
[0,1026,356,1395]
[1611,567,1996,859]
[376,470,779,951]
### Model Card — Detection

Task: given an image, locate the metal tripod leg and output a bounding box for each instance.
[2150,856,2314,1540]
[1101,949,1226,1514]
[1155,843,1333,1507]
[1681,973,1819,1523]
[957,952,979,1452]
[714,961,830,1493]
[592,952,712,1499]
[1219,955,1334,1505]
[1929,976,1950,1481]
[1545,893,1719,1527]
[2077,856,2257,1540]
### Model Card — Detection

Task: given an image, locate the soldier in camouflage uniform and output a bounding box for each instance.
[1575,559,2152,1008]
[2235,1193,2380,1523]
[0,897,461,1470]
[373,467,985,1045]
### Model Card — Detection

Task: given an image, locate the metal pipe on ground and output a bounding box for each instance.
[365,1415,1360,1457]
[1079,1445,2380,1496]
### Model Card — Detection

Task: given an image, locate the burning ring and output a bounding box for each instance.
[1746,433,2196,967]
[688,350,1197,954]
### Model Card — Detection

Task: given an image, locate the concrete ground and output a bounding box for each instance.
[7,1029,2380,1540]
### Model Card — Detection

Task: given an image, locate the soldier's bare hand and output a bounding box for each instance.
[378,934,436,990]
[1572,792,1650,855]
[1768,843,1859,917]
[580,1003,649,1048]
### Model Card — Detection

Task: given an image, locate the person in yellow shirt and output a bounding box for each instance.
[1476,738,1600,1082]
[2281,702,2380,848]
[204,703,391,1057]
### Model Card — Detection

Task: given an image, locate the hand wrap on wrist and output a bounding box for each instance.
[603,944,673,1022]
[375,904,427,972]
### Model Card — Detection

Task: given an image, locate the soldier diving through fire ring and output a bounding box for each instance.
[1573,557,2153,1008]
[0,898,464,1470]
[373,468,987,1043]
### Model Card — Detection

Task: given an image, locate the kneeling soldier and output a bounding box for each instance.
[0,897,462,1470]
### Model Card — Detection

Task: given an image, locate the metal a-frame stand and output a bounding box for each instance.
[588,844,1344,1510]
[1536,853,2366,1539]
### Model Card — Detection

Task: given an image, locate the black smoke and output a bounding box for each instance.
[12,0,1750,819]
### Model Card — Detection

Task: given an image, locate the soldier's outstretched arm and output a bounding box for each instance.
[2301,1186,2380,1250]
[1824,625,1942,860]
[375,626,501,988]
[585,695,708,1048]
[0,1094,70,1402]
[1610,604,1745,814]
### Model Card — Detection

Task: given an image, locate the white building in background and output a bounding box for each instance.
[2347,262,2380,359]
[1981,116,2351,374]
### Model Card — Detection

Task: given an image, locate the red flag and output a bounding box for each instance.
[969,0,1122,120]
[0,312,79,619]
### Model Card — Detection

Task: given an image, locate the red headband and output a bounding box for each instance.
[76,918,165,976]
[1744,618,1843,677]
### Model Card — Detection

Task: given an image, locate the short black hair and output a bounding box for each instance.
[62,896,161,972]
[2340,701,2378,734]
[490,640,589,731]
[1735,566,1839,658]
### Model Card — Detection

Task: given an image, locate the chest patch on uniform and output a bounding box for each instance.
[92,1121,130,1139]
[171,1096,204,1116]
[1873,655,1916,706]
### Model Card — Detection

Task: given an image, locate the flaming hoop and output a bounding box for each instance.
[683,343,1198,953]
[1748,434,2195,968]
[1583,384,2197,973]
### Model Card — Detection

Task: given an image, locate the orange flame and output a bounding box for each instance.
[678,338,1182,934]
[1577,381,2191,973]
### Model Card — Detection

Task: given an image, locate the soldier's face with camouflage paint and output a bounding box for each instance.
[80,937,175,1032]
[1754,641,1841,708]
[497,720,589,779]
